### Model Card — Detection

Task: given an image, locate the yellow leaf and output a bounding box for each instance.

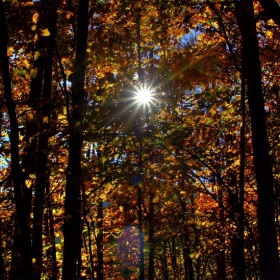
[41,28,50,36]
[43,116,49,123]
[34,51,40,60]
[30,68,38,79]
[34,34,39,43]
[32,12,39,23]
[102,156,108,164]
[104,182,113,188]
[164,155,173,162]
[27,113,34,122]
[29,173,36,179]
[31,25,37,31]
[23,2,34,6]
[25,179,32,188]
[152,196,159,203]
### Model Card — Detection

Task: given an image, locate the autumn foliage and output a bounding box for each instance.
[0,0,280,279]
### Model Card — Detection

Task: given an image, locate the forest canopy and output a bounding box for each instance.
[0,0,280,279]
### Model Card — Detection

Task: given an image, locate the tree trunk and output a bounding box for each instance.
[96,202,104,280]
[217,189,226,280]
[148,186,155,280]
[138,186,145,280]
[0,1,32,279]
[32,3,57,279]
[0,219,6,279]
[46,179,58,280]
[62,0,89,279]
[236,54,246,280]
[236,0,280,278]
[162,240,169,280]
[82,183,95,280]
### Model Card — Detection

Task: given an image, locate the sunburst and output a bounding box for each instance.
[134,84,154,106]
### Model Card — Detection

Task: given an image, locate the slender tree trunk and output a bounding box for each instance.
[0,1,32,279]
[82,184,95,280]
[46,179,58,280]
[236,54,246,280]
[148,186,155,280]
[96,202,104,280]
[162,240,169,280]
[32,3,57,279]
[179,171,194,280]
[217,189,226,280]
[0,219,6,279]
[62,1,89,279]
[138,186,145,280]
[236,1,280,278]
[137,126,144,280]
[180,209,194,280]
[170,237,177,277]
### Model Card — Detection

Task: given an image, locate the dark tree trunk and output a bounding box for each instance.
[0,219,6,279]
[236,55,246,280]
[148,187,155,280]
[46,179,58,280]
[138,186,145,280]
[62,0,89,279]
[96,202,104,280]
[179,173,194,280]
[217,189,226,280]
[137,130,145,280]
[0,1,32,279]
[162,240,169,280]
[32,3,57,280]
[82,184,95,280]
[170,237,177,277]
[236,0,280,278]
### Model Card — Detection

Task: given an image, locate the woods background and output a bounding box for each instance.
[0,0,280,279]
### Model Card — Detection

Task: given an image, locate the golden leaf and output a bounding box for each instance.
[32,12,39,23]
[41,28,50,36]
[34,51,40,60]
[30,69,38,79]
[25,179,32,188]
[152,196,159,203]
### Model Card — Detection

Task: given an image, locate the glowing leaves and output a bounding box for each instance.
[41,28,50,36]
[34,51,40,60]
[30,68,38,79]
[32,12,39,23]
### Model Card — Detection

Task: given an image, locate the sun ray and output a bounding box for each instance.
[135,84,153,105]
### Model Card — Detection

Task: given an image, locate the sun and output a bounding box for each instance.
[135,84,153,105]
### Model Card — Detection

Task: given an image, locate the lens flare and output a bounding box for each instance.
[135,84,153,105]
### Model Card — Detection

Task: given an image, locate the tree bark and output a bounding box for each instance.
[32,3,57,280]
[0,1,32,279]
[148,186,155,280]
[46,179,58,280]
[0,219,6,279]
[236,54,246,280]
[96,202,104,280]
[62,0,89,279]
[236,0,280,278]
[217,189,226,280]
